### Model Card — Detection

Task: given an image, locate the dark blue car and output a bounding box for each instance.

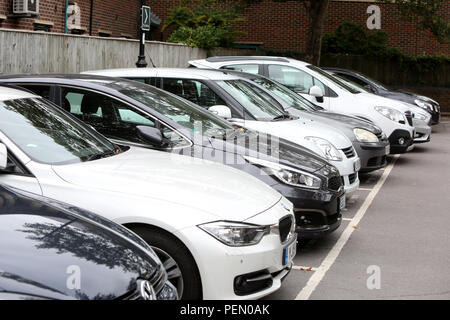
[0,185,177,300]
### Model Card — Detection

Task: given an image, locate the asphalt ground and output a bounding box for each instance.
[265,119,450,300]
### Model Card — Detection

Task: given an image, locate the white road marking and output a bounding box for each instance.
[295,154,400,300]
[357,188,373,191]
[342,218,352,221]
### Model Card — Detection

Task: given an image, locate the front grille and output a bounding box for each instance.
[348,173,357,184]
[341,146,355,158]
[279,215,293,243]
[121,264,166,300]
[405,111,413,126]
[328,176,342,191]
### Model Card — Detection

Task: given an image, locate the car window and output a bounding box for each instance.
[21,85,51,100]
[214,80,286,121]
[221,64,259,74]
[267,64,314,93]
[336,73,368,88]
[0,98,115,164]
[161,78,227,109]
[61,88,181,146]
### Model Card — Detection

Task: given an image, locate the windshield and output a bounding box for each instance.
[334,76,369,93]
[0,98,116,164]
[214,80,287,121]
[109,80,233,138]
[250,77,321,112]
[356,73,389,90]
[307,65,360,94]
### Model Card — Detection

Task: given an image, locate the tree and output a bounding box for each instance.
[272,0,330,66]
[381,0,450,44]
[163,0,246,49]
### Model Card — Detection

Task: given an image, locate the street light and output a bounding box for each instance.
[136,0,148,68]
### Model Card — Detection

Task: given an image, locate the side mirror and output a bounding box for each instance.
[208,105,232,119]
[136,126,163,146]
[0,143,7,170]
[309,86,324,103]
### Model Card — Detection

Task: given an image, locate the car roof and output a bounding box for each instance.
[191,56,310,67]
[0,85,39,101]
[84,67,242,81]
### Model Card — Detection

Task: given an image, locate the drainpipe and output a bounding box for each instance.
[64,0,69,34]
[89,0,94,36]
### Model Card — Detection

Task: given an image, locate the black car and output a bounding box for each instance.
[0,184,177,300]
[0,75,345,239]
[322,67,441,125]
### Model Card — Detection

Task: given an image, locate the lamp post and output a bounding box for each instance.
[136,0,148,68]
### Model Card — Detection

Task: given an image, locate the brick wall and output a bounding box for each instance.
[1,1,448,55]
[0,0,140,38]
[150,0,450,56]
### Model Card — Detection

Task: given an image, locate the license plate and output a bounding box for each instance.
[353,158,361,172]
[338,195,346,211]
[385,144,390,155]
[282,238,297,266]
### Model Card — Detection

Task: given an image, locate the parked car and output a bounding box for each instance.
[82,68,361,196]
[222,70,390,173]
[0,85,297,300]
[189,56,416,154]
[0,184,177,300]
[0,75,345,239]
[322,67,441,125]
[327,72,432,144]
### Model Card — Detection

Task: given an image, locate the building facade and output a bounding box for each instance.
[0,0,449,56]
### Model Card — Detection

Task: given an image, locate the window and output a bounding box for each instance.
[267,65,314,93]
[221,64,260,75]
[61,87,188,148]
[0,98,115,165]
[161,78,227,108]
[62,88,156,144]
[21,85,51,100]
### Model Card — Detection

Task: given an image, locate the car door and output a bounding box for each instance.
[0,134,42,195]
[263,64,332,111]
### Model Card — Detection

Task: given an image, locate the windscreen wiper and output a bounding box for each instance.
[87,150,116,161]
[272,114,292,121]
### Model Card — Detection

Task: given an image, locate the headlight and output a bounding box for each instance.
[198,221,270,246]
[243,156,322,189]
[304,136,343,161]
[374,106,406,123]
[414,99,432,111]
[353,128,379,143]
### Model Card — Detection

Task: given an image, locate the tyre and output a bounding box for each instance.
[130,226,202,300]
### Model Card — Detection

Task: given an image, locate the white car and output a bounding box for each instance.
[84,68,361,195]
[0,86,297,300]
[328,72,432,144]
[189,56,416,154]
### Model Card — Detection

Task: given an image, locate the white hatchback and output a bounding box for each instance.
[0,87,297,300]
[189,56,416,154]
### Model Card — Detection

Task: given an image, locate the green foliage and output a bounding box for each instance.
[381,0,450,43]
[163,0,246,49]
[321,22,450,87]
[322,21,389,55]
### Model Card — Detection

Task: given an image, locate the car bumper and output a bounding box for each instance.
[354,140,389,173]
[388,129,414,153]
[412,119,432,143]
[272,183,345,239]
[178,198,297,300]
[331,155,360,195]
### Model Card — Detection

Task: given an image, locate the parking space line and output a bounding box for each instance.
[295,154,400,300]
[341,218,352,221]
[357,188,373,191]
